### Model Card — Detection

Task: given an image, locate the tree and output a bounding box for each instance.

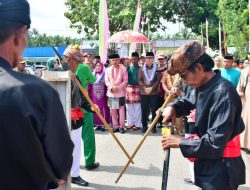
[217,0,248,58]
[28,28,81,47]
[161,0,220,49]
[64,0,178,36]
[65,0,220,48]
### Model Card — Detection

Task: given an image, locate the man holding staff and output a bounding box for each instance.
[162,40,245,190]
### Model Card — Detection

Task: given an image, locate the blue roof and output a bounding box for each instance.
[22,46,67,58]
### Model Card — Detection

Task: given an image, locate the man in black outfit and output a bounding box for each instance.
[162,40,245,190]
[0,1,74,189]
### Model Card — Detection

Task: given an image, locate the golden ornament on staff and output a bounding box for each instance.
[115,77,182,183]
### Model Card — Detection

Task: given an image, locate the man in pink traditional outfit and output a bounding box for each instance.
[105,54,128,134]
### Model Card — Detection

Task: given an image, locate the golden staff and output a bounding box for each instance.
[115,77,181,183]
[73,77,134,164]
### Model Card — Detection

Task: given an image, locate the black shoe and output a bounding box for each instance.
[157,123,163,128]
[142,127,147,133]
[71,176,88,186]
[184,178,194,185]
[85,162,99,170]
[151,127,157,133]
[95,126,101,130]
[101,127,105,132]
[119,128,125,134]
[113,128,119,133]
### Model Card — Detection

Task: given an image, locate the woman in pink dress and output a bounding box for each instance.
[89,61,110,131]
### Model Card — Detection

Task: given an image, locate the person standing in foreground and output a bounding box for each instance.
[126,52,142,131]
[161,40,245,190]
[63,45,92,186]
[75,47,99,170]
[105,53,128,134]
[139,52,161,133]
[0,1,74,190]
[90,61,110,131]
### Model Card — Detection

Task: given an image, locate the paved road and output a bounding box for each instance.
[72,129,250,190]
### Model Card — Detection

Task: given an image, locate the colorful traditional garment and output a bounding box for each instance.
[105,64,128,129]
[126,85,141,104]
[126,64,142,128]
[105,64,128,98]
[75,63,97,167]
[89,65,110,126]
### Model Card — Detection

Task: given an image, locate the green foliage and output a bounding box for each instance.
[64,0,249,54]
[217,0,248,58]
[28,28,81,47]
[162,0,220,49]
[64,0,176,36]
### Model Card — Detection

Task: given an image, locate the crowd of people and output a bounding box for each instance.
[14,37,250,189]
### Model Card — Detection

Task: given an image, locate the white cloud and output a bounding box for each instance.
[28,0,181,38]
[28,0,83,38]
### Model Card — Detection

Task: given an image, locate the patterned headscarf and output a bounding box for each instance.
[63,45,83,63]
[168,40,205,75]
[94,61,104,74]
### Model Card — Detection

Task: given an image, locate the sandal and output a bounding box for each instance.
[127,125,134,130]
[132,126,139,131]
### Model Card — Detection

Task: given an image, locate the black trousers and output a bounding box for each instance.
[157,96,165,126]
[141,95,160,129]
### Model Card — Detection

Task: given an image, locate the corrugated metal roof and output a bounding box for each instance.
[22,46,67,58]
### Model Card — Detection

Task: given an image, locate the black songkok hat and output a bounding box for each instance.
[109,54,120,59]
[94,55,101,59]
[146,52,154,57]
[131,52,139,58]
[0,0,31,28]
[223,54,234,60]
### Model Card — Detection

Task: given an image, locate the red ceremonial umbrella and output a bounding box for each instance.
[107,30,150,43]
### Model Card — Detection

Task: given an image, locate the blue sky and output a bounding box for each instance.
[28,0,181,38]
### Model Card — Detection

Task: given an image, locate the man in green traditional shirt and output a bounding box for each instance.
[125,52,142,131]
[75,52,100,170]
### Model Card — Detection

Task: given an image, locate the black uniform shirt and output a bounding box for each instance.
[0,57,74,190]
[169,74,245,189]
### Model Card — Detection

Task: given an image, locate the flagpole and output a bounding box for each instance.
[249,0,250,52]
[219,20,222,55]
[129,0,141,55]
[206,18,209,49]
[99,0,109,64]
[201,22,203,45]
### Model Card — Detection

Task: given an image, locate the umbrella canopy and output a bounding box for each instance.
[107,30,150,43]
